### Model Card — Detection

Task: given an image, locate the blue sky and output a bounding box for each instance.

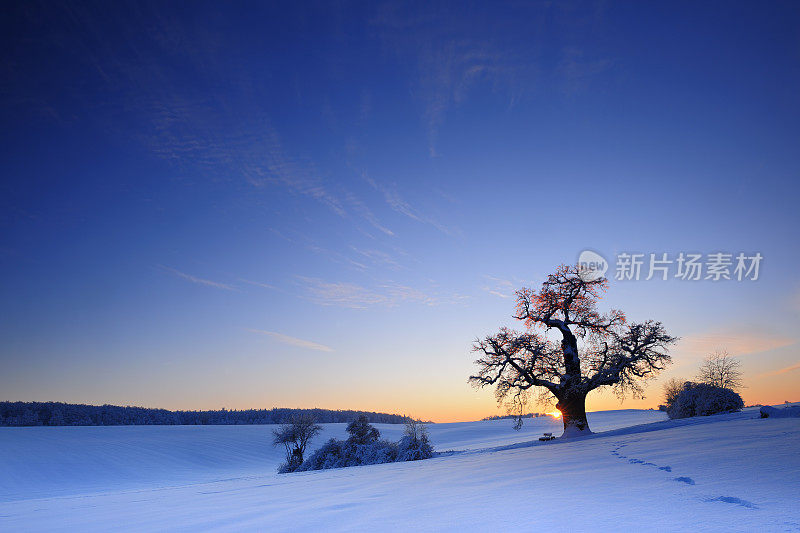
[1,1,799,421]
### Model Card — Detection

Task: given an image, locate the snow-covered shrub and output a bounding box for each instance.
[297,438,399,471]
[276,461,295,474]
[345,415,381,445]
[296,417,433,472]
[296,438,344,471]
[667,382,744,419]
[342,440,399,467]
[397,419,433,461]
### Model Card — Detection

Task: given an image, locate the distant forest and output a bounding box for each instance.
[481,412,546,421]
[0,402,412,427]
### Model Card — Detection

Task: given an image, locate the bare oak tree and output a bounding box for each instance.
[697,349,743,390]
[470,265,677,437]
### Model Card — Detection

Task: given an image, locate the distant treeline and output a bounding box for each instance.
[0,402,412,427]
[482,412,546,421]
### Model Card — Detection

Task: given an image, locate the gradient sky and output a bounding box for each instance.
[2,1,799,422]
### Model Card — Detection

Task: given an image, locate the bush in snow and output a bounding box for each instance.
[294,416,433,472]
[345,415,381,445]
[297,438,398,471]
[397,419,434,461]
[337,415,399,467]
[343,440,399,467]
[273,415,322,473]
[296,438,345,471]
[667,382,743,419]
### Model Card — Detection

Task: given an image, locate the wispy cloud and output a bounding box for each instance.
[417,46,500,158]
[482,275,515,299]
[239,279,278,290]
[557,46,614,95]
[295,277,387,309]
[485,289,511,299]
[305,244,368,271]
[350,247,403,270]
[159,266,236,291]
[363,173,457,236]
[244,127,347,217]
[380,283,439,306]
[45,8,351,222]
[44,4,460,240]
[370,5,522,158]
[677,329,796,358]
[370,3,612,157]
[760,361,800,377]
[247,329,333,352]
[266,227,371,272]
[295,276,466,309]
[345,192,394,236]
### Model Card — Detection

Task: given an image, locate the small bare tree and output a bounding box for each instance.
[272,414,322,472]
[662,377,686,410]
[470,265,677,437]
[697,349,743,391]
[663,377,685,403]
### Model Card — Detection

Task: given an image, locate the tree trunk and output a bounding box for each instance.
[556,392,591,438]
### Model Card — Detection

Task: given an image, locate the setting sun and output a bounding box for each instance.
[547,410,562,419]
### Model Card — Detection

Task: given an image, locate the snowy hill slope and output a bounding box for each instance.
[0,408,664,501]
[1,407,798,531]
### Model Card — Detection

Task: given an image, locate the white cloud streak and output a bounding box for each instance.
[363,174,456,236]
[346,192,394,236]
[159,266,236,291]
[239,279,278,290]
[762,361,800,377]
[350,247,403,270]
[676,330,796,358]
[247,329,333,352]
[295,276,467,309]
[482,275,515,299]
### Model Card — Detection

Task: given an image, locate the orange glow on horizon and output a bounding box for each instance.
[96,367,797,424]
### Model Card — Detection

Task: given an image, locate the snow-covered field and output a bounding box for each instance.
[1,407,798,531]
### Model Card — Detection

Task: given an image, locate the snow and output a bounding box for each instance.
[760,405,800,418]
[560,424,592,439]
[1,406,798,531]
